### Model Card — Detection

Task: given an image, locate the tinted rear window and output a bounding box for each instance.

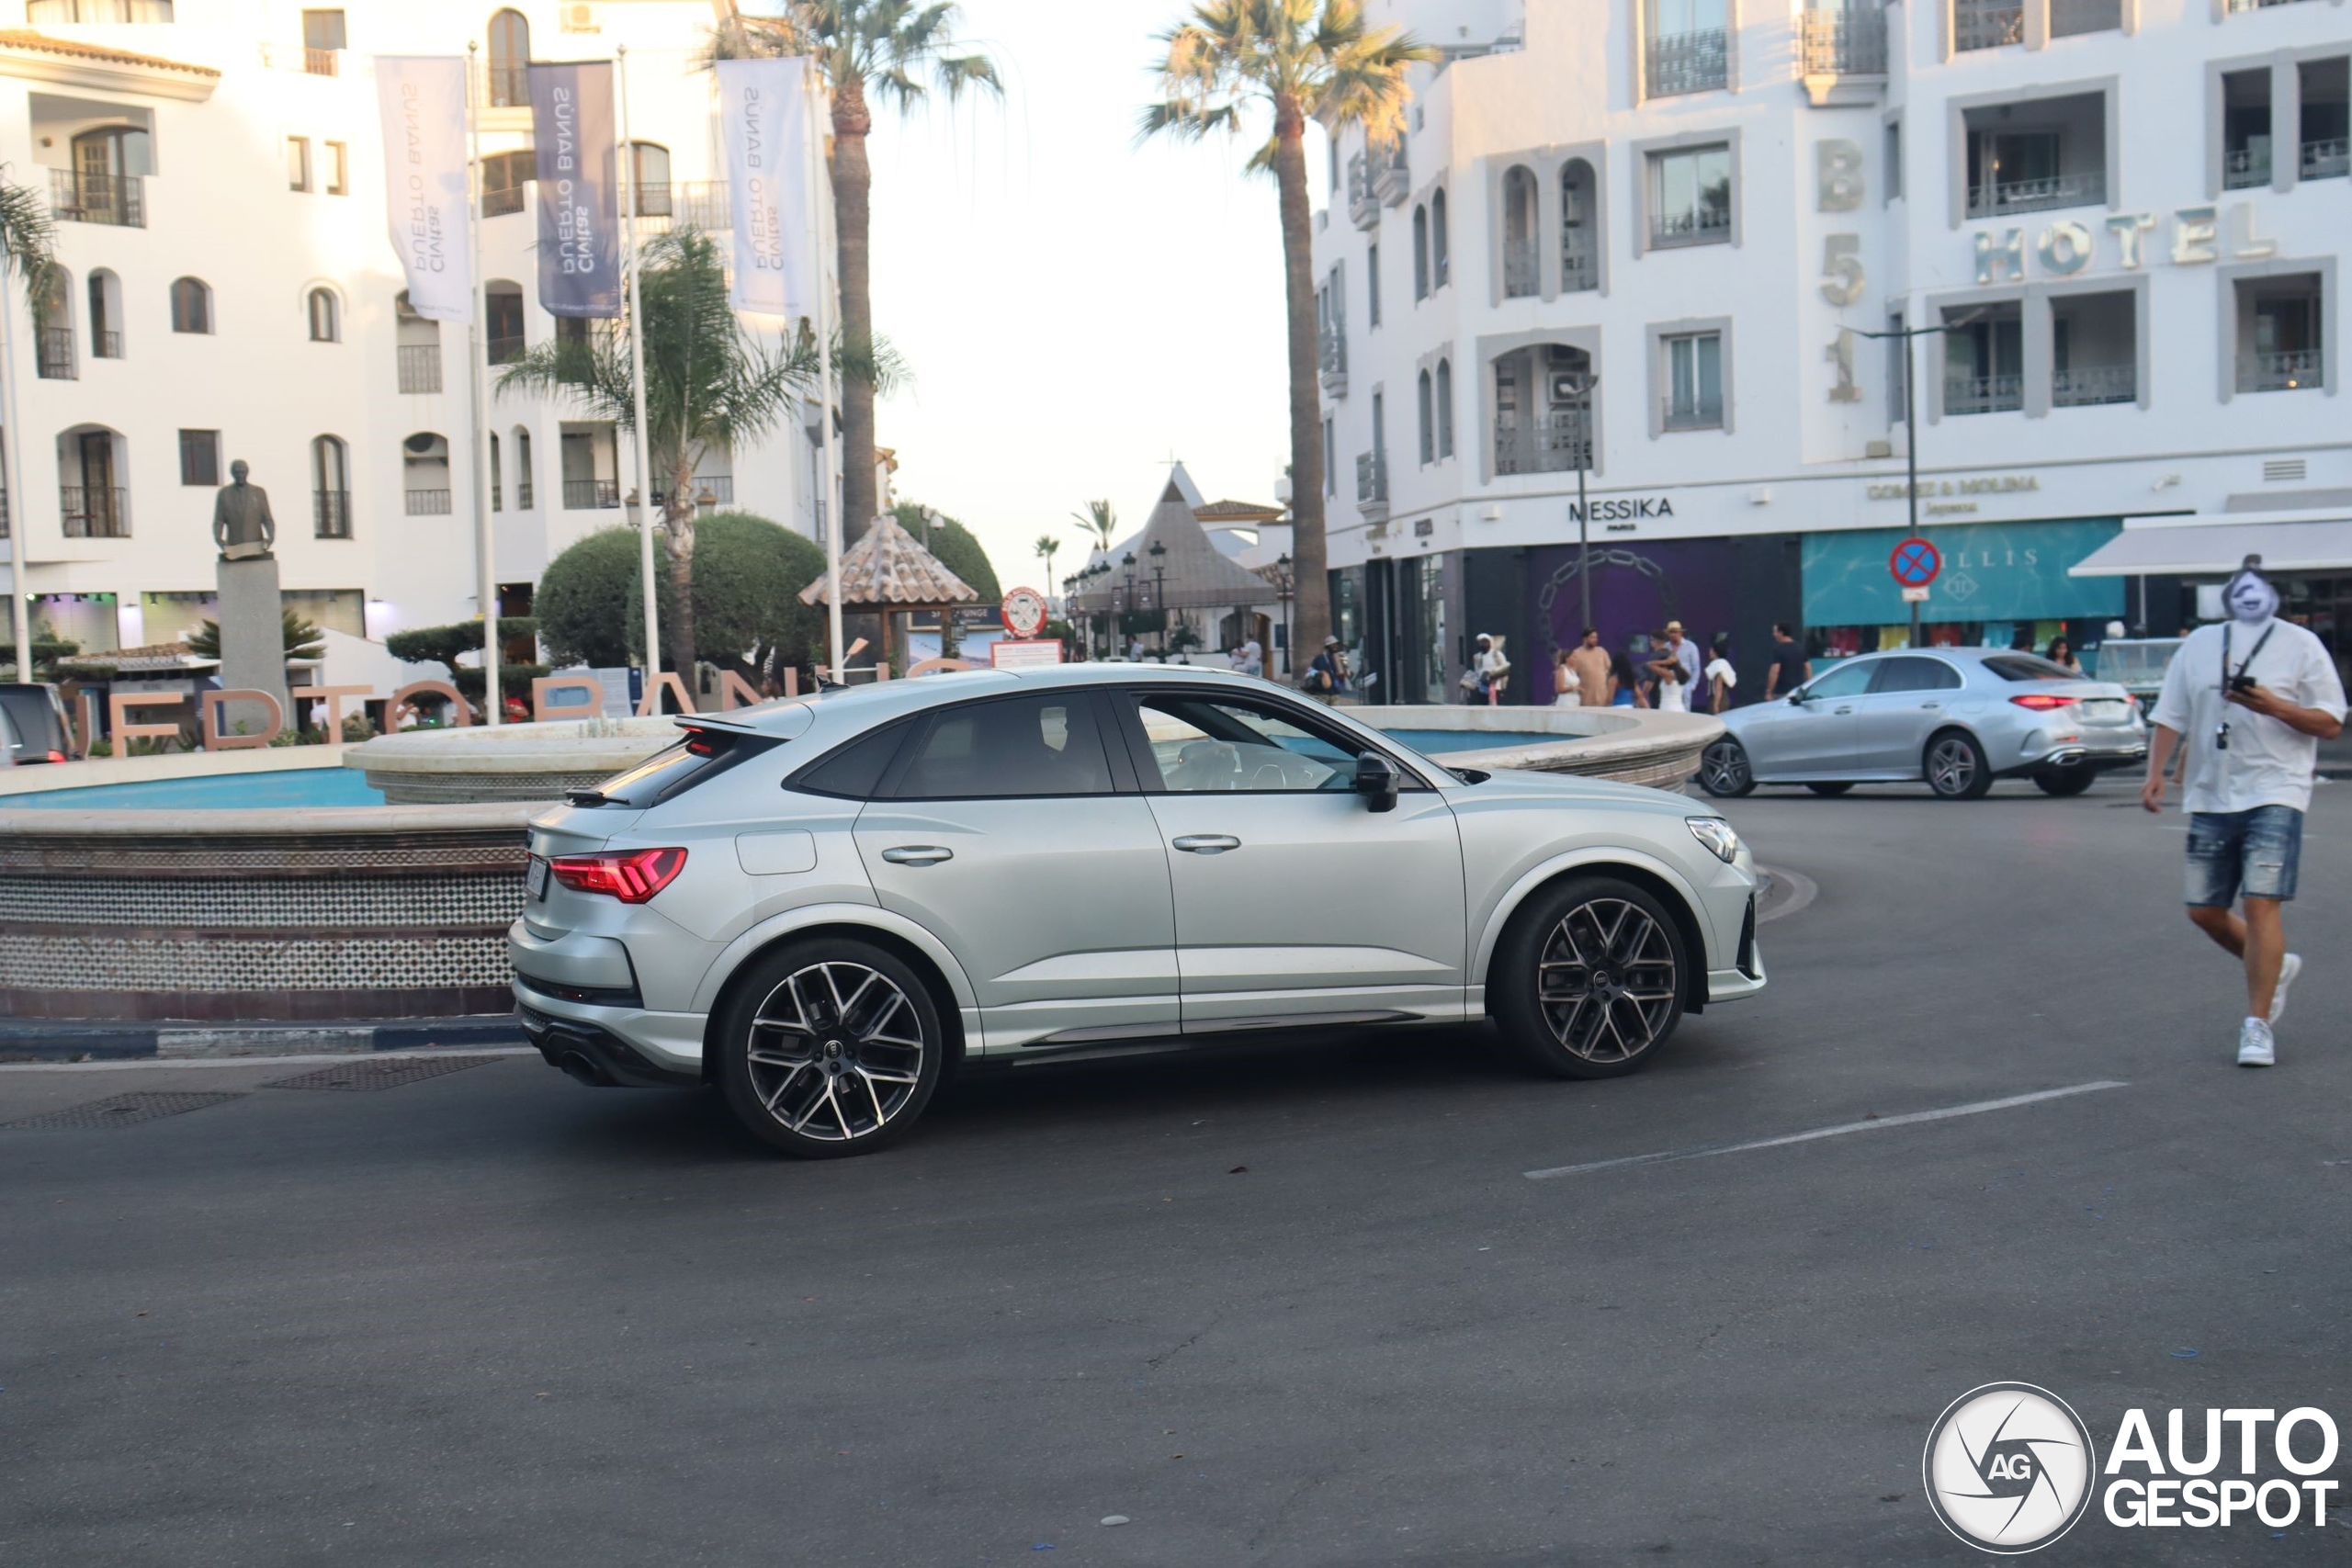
[790,721,911,799]
[1983,655,2078,682]
[0,689,64,749]
[578,726,775,807]
[895,695,1110,799]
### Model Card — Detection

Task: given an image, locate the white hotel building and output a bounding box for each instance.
[0,0,829,674]
[1314,0,2346,704]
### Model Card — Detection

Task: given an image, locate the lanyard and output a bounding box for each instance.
[2220,622,2276,697]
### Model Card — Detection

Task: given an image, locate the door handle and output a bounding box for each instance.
[1833,706,1854,715]
[879,845,954,865]
[1919,701,1941,710]
[1171,834,1242,855]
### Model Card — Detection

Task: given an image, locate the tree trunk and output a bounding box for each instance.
[831,74,877,546]
[1272,98,1330,669]
[661,452,698,700]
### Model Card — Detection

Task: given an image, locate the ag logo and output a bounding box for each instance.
[1942,570,1981,604]
[1923,1382,2097,1553]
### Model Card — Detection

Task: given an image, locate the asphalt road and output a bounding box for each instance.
[3,774,2347,1566]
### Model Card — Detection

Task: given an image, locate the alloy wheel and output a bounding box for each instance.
[1928,737,1977,796]
[1699,739,1751,795]
[1535,898,1680,1065]
[745,962,928,1142]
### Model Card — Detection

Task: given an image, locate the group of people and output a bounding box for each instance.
[1549,621,1740,714]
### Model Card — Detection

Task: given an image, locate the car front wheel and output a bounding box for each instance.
[718,939,944,1158]
[1697,738,1756,797]
[1493,875,1689,1079]
[1925,731,1993,801]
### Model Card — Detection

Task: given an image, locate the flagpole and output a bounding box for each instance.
[616,45,662,690]
[0,260,29,682]
[466,41,501,725]
[808,55,842,681]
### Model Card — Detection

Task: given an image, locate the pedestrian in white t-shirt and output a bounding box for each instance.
[2143,557,2347,1067]
[1702,633,1736,714]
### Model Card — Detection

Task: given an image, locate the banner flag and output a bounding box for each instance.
[528,62,622,318]
[715,57,817,317]
[374,56,473,322]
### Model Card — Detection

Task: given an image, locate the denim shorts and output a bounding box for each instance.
[2185,806,2304,908]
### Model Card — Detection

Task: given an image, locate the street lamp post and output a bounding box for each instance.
[1559,370,1600,637]
[1856,310,1981,651]
[1148,540,1169,656]
[1277,552,1295,678]
[1122,552,1137,660]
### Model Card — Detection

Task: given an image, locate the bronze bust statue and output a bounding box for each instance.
[212,459,277,560]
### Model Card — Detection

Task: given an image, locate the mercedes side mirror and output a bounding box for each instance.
[1353,752,1401,813]
[1788,691,1808,706]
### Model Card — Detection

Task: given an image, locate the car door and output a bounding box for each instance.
[1849,655,1965,775]
[1743,658,1876,778]
[1113,688,1467,1030]
[852,691,1180,1050]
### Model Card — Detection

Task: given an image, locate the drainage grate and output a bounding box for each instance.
[4,1091,244,1131]
[265,1055,506,1092]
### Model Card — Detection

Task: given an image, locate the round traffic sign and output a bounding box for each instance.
[1889,537,1941,589]
[1000,586,1049,639]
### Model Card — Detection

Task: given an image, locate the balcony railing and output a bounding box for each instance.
[485,62,528,109]
[1345,152,1378,230]
[1369,141,1409,207]
[37,328,76,380]
[516,480,535,510]
[1662,394,1724,432]
[1504,248,1540,298]
[2303,138,2349,180]
[482,183,526,219]
[1495,419,1591,476]
[1646,28,1727,96]
[633,181,731,231]
[61,486,130,538]
[2052,363,2136,407]
[1799,8,1887,75]
[1965,170,2104,219]
[2049,0,2123,36]
[397,344,443,395]
[314,489,352,539]
[1354,451,1387,507]
[1954,0,2025,51]
[487,335,525,366]
[28,0,174,19]
[2238,348,2323,392]
[563,479,622,510]
[1560,245,1599,293]
[651,477,736,509]
[1317,323,1346,378]
[405,488,453,516]
[1651,207,1732,248]
[260,43,341,74]
[2225,146,2273,189]
[93,330,122,359]
[50,168,143,228]
[1945,373,2025,414]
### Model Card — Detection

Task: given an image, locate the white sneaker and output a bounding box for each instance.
[2236,1018,2276,1068]
[2270,953,2301,1024]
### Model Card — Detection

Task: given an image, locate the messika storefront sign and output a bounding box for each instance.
[1970,202,2279,285]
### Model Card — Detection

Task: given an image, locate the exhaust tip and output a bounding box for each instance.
[556,1050,613,1088]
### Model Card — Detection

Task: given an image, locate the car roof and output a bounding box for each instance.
[703,662,1275,739]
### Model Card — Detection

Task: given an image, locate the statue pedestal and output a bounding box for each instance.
[215,555,290,738]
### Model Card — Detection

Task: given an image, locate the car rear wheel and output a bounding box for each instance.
[718,939,944,1158]
[1805,782,1853,796]
[1697,738,1756,797]
[2033,768,2097,797]
[1493,875,1689,1079]
[1925,731,1993,801]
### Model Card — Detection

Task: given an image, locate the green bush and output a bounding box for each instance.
[535,527,642,668]
[385,617,539,681]
[891,502,1001,602]
[537,511,828,682]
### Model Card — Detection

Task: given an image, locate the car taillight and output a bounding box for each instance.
[548,847,688,903]
[2009,694,2079,711]
[45,750,66,762]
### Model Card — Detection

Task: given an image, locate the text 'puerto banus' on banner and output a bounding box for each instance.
[715,56,818,319]
[528,61,621,320]
[373,56,473,322]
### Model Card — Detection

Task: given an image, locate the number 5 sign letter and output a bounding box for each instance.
[1819,233,1864,306]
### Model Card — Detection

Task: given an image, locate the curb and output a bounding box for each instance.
[0,1014,528,1064]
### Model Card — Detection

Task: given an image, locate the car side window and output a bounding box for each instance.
[892,695,1113,799]
[1799,660,1876,702]
[1131,694,1364,793]
[790,719,911,799]
[1868,656,1962,694]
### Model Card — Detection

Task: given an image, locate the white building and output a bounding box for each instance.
[1314,0,2346,703]
[0,0,831,671]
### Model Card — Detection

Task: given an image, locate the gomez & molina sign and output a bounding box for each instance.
[1867,473,2041,502]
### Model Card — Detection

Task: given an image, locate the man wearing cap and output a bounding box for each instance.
[1649,621,1702,695]
[2143,557,2346,1067]
[1304,635,1351,702]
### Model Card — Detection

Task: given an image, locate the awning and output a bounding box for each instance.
[2069,512,2352,578]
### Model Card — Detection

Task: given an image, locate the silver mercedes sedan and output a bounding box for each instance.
[509,665,1766,1157]
[1698,647,2147,802]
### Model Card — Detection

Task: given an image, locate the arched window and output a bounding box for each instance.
[1560,159,1599,293]
[513,426,535,508]
[487,9,530,107]
[630,141,672,217]
[87,269,122,358]
[59,424,127,538]
[1416,368,1434,465]
[311,435,351,537]
[307,287,340,343]
[35,266,73,379]
[489,431,503,512]
[169,276,211,334]
[1501,166,1538,298]
[1430,188,1450,288]
[1435,359,1454,459]
[1411,205,1429,301]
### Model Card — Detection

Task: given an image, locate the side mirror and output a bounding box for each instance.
[1353,751,1401,813]
[1787,691,1808,706]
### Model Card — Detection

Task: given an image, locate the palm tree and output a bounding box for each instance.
[0,167,57,678]
[1034,533,1059,587]
[1141,2,1433,661]
[1069,498,1117,555]
[711,2,1000,547]
[497,229,815,678]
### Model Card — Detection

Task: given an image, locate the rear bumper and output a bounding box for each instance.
[2000,739,2145,778]
[512,982,707,1085]
[518,1003,700,1089]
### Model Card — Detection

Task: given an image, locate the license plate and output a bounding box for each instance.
[526,855,549,900]
[2084,699,2127,721]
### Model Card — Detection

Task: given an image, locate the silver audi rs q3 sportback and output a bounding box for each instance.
[511,665,1765,1157]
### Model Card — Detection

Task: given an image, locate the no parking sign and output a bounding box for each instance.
[1890,537,1942,591]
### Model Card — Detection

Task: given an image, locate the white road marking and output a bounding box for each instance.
[1522,1080,2129,1180]
[0,1048,537,1075]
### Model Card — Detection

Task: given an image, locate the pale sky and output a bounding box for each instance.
[858,0,1306,592]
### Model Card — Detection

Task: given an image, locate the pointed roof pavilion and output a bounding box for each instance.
[1070,467,1275,614]
[798,512,979,610]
